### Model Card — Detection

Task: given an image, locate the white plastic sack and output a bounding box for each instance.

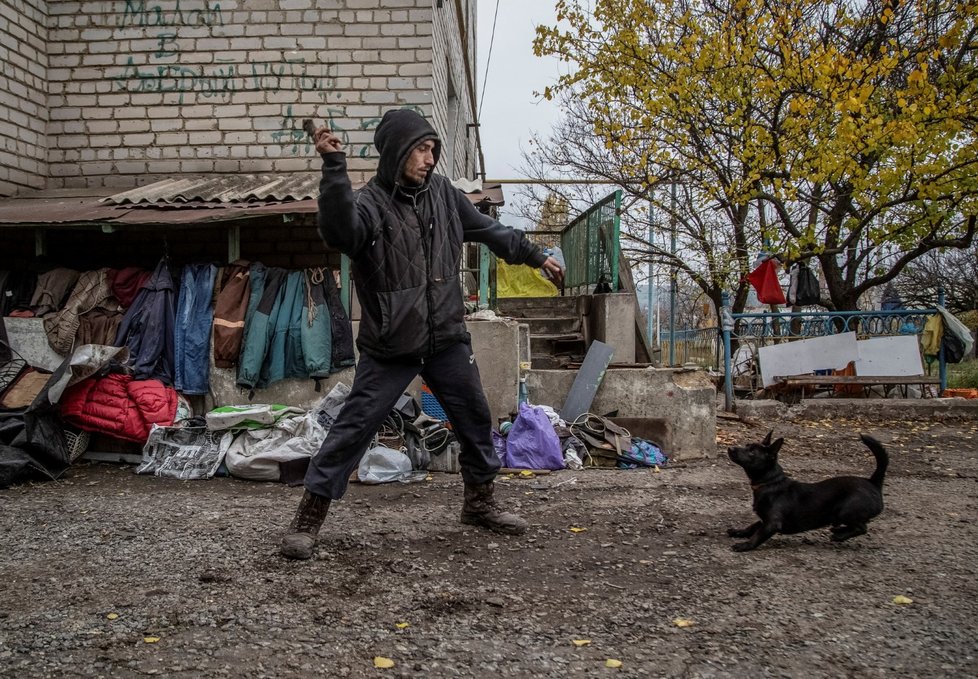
[206,404,305,431]
[358,445,426,485]
[224,411,326,481]
[138,425,233,480]
[938,306,975,358]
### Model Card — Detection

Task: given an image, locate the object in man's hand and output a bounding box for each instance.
[302,118,317,139]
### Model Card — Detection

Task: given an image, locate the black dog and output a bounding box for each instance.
[726,431,887,551]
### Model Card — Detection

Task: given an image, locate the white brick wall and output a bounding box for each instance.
[0,0,49,196]
[26,0,451,188]
[0,0,480,192]
[431,0,478,182]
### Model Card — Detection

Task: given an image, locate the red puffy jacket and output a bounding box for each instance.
[60,373,177,443]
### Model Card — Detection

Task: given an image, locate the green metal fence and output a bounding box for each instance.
[560,191,621,294]
[486,190,622,302]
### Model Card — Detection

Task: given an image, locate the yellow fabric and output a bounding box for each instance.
[496,259,558,298]
[920,313,943,357]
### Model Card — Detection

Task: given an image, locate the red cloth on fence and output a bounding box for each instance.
[747,258,786,305]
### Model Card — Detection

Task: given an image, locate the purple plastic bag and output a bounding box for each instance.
[504,403,564,470]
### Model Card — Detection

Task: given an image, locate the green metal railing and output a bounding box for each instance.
[560,191,621,294]
[511,191,622,295]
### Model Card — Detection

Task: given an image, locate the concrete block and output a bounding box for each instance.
[589,293,635,363]
[526,367,716,460]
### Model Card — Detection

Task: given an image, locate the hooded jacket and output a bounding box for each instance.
[317,108,546,361]
[113,258,176,384]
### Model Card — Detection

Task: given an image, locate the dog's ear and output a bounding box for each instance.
[762,430,773,445]
[768,437,784,456]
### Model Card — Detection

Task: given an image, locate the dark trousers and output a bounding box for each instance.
[303,340,501,499]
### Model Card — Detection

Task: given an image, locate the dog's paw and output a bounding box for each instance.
[727,528,750,538]
[731,541,755,552]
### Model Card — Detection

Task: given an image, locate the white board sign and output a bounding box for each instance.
[854,335,924,376]
[758,332,859,387]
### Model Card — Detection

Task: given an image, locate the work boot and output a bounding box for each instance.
[280,490,331,560]
[460,481,528,535]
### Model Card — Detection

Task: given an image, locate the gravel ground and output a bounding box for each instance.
[1,411,977,678]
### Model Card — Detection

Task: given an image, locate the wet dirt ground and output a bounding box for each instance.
[1,410,977,678]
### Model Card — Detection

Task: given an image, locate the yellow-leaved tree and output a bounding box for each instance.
[533,0,977,311]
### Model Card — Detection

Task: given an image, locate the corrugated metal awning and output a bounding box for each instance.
[102,174,321,205]
[0,175,505,227]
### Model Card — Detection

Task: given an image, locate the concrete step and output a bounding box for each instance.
[496,295,581,318]
[531,333,586,360]
[516,316,581,336]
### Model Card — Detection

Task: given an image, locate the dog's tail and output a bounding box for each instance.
[860,434,888,488]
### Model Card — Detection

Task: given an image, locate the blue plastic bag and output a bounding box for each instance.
[504,403,564,470]
[617,438,668,469]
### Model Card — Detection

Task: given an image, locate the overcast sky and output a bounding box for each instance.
[475,2,564,222]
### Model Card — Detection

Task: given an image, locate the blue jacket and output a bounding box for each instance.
[114,258,176,385]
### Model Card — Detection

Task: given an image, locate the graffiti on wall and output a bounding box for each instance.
[118,0,225,28]
[99,0,424,159]
[110,0,333,106]
[271,105,425,158]
[113,57,332,105]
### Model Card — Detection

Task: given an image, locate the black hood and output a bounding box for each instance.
[374,109,441,190]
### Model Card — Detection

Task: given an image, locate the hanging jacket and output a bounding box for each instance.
[174,262,217,395]
[263,270,306,386]
[43,269,119,355]
[301,267,333,380]
[30,267,80,317]
[107,267,152,309]
[60,373,177,443]
[236,267,342,392]
[323,268,355,370]
[212,259,251,368]
[114,258,176,385]
[237,267,288,391]
[317,108,546,361]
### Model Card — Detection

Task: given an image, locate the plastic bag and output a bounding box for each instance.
[496,259,558,298]
[504,403,564,470]
[138,425,233,480]
[358,445,427,484]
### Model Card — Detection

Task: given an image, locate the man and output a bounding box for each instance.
[280,108,564,560]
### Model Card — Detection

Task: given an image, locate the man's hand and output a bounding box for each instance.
[541,256,564,288]
[314,126,344,154]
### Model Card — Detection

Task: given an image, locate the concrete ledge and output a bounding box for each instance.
[736,398,978,422]
[526,367,716,460]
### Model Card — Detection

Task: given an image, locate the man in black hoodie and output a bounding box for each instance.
[281,108,564,560]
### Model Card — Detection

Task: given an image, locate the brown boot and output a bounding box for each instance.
[280,490,331,560]
[460,481,528,535]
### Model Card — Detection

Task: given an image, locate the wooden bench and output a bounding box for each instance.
[773,374,941,399]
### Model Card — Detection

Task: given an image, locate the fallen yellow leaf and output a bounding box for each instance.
[143,636,160,643]
[106,613,119,620]
[570,527,587,533]
[572,639,591,647]
[519,470,534,478]
[373,657,395,669]
[893,595,914,605]
[395,622,410,629]
[673,618,695,628]
[605,659,622,668]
